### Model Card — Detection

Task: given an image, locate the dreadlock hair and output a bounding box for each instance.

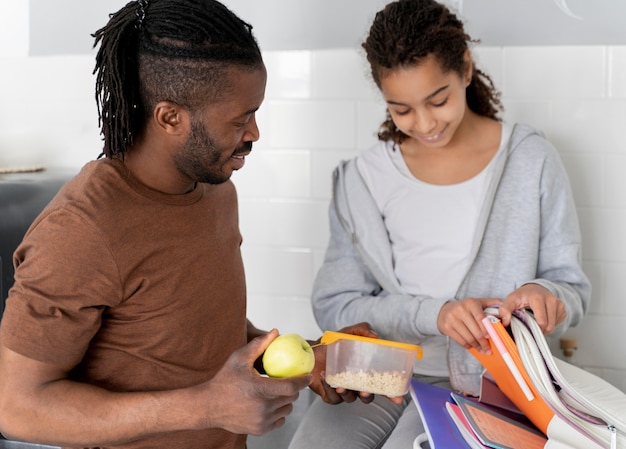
[362,0,503,144]
[92,0,263,158]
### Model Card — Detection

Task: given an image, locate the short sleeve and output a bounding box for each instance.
[0,208,121,368]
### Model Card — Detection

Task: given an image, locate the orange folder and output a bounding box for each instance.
[468,316,554,435]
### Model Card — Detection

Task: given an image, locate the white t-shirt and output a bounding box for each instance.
[358,126,509,375]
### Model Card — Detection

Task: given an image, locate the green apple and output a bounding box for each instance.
[262,333,315,378]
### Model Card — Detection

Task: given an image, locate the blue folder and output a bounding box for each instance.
[409,378,471,448]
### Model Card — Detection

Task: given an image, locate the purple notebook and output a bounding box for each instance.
[409,378,470,448]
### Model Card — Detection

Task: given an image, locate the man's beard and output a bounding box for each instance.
[175,120,252,185]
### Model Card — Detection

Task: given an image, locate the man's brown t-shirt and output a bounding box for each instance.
[0,159,247,449]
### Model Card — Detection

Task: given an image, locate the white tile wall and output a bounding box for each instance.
[1,45,625,391]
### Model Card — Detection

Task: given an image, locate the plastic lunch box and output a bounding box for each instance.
[320,331,423,396]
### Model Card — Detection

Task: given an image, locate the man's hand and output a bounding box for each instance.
[307,322,403,405]
[194,329,312,436]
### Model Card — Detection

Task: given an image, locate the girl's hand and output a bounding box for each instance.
[498,283,566,334]
[437,297,502,353]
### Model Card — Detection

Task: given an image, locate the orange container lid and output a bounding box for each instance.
[320,331,423,360]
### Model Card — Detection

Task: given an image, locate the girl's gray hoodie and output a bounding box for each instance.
[312,123,591,396]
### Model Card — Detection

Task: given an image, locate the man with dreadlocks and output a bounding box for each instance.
[0,1,377,448]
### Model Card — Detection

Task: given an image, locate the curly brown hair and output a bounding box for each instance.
[362,0,503,144]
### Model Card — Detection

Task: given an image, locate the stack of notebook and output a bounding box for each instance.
[410,378,546,449]
[411,311,620,448]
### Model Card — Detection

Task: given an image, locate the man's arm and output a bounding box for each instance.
[0,331,311,447]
